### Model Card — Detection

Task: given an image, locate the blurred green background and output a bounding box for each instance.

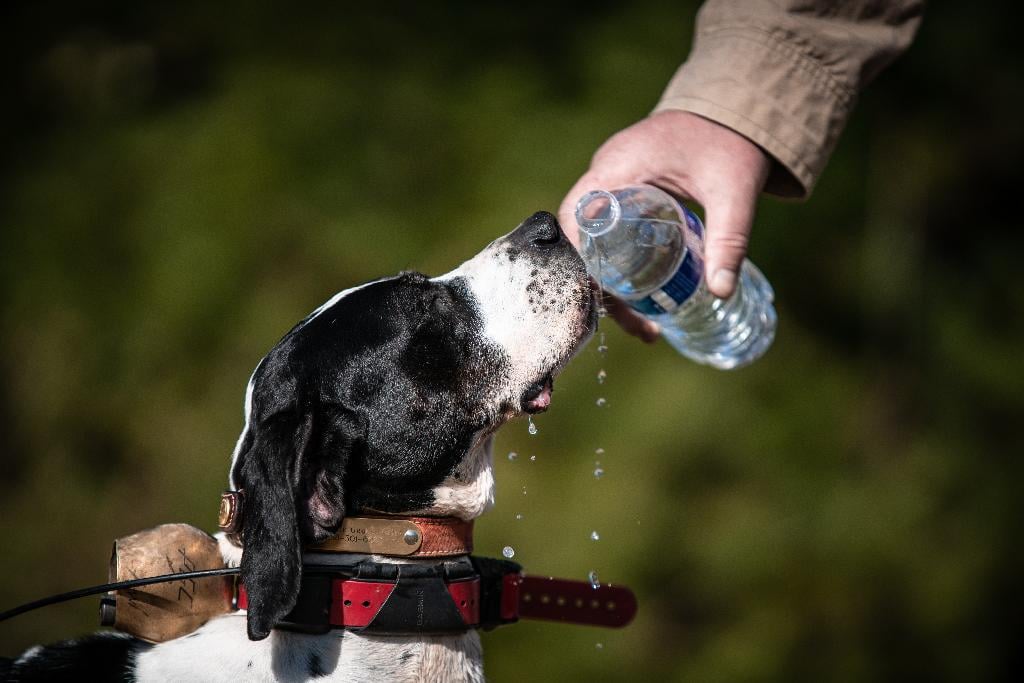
[2,2,1022,680]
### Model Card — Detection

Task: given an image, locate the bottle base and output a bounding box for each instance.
[658,260,777,370]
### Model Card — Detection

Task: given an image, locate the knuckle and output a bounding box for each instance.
[709,232,750,253]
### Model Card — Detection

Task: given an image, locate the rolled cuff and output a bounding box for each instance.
[653,27,856,199]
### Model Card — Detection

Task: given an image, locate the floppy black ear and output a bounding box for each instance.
[236,417,309,641]
[236,408,358,641]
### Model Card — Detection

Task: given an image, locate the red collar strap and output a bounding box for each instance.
[219,490,473,558]
[235,556,637,634]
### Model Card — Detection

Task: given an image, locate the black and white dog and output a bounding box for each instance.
[5,211,596,682]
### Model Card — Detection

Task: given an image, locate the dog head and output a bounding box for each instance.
[229,211,595,639]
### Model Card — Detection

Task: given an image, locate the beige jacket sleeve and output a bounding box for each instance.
[654,0,923,198]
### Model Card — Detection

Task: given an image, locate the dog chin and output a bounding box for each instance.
[518,283,598,416]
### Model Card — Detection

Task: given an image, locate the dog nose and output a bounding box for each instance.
[520,211,564,248]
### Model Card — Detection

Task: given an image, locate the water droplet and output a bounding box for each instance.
[502,546,515,559]
[590,530,600,541]
[507,451,518,461]
[597,344,608,355]
[529,454,536,462]
[595,642,604,650]
[515,513,523,521]
[593,467,605,479]
[522,486,528,495]
[596,397,607,408]
[527,416,538,436]
[597,369,607,384]
[588,570,600,589]
[595,448,605,456]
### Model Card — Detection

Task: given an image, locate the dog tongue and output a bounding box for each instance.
[525,381,552,412]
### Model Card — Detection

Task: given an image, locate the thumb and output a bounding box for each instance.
[702,196,756,299]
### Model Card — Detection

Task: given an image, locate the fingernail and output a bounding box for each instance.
[710,269,737,296]
[642,320,660,342]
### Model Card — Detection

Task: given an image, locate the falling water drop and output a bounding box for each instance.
[522,486,528,495]
[588,570,600,589]
[595,397,607,408]
[502,546,515,559]
[595,448,605,456]
[515,513,523,521]
[597,369,607,384]
[595,643,604,650]
[593,467,605,479]
[529,455,536,462]
[507,451,518,462]
[528,417,538,436]
[590,530,600,541]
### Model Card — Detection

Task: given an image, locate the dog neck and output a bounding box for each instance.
[210,439,494,682]
[407,435,496,521]
[217,436,496,568]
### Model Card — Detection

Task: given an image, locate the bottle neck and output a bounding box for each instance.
[575,190,621,238]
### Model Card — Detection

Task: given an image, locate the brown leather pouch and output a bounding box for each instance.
[105,523,233,642]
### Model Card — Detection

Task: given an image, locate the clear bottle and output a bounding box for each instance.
[575,184,776,369]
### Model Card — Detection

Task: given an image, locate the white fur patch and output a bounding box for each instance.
[134,611,483,683]
[435,234,592,414]
[216,532,243,568]
[413,435,495,520]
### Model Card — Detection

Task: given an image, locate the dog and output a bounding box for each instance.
[4,211,596,682]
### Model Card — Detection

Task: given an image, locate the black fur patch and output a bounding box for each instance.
[308,652,328,678]
[7,633,150,682]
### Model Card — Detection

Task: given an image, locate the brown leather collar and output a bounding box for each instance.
[218,490,473,558]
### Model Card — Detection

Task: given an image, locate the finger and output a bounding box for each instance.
[603,293,660,343]
[702,196,756,299]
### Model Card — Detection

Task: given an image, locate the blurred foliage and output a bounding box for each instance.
[2,2,1022,681]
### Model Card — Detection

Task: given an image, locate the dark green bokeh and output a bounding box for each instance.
[2,2,1021,680]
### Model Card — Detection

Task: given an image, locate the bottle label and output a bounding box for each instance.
[629,207,704,316]
[629,250,701,315]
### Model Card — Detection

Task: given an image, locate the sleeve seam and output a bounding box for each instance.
[656,93,814,193]
[695,24,857,111]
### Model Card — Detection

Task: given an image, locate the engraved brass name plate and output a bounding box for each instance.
[311,516,422,555]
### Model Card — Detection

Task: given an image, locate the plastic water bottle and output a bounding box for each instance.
[575,184,776,369]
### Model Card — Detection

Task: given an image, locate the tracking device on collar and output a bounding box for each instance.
[234,556,637,635]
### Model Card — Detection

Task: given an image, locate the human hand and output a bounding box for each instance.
[558,109,771,342]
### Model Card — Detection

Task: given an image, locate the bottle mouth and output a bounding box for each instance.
[575,190,621,237]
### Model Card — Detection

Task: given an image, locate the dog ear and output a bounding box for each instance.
[297,407,358,542]
[235,417,309,641]
[235,408,359,641]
